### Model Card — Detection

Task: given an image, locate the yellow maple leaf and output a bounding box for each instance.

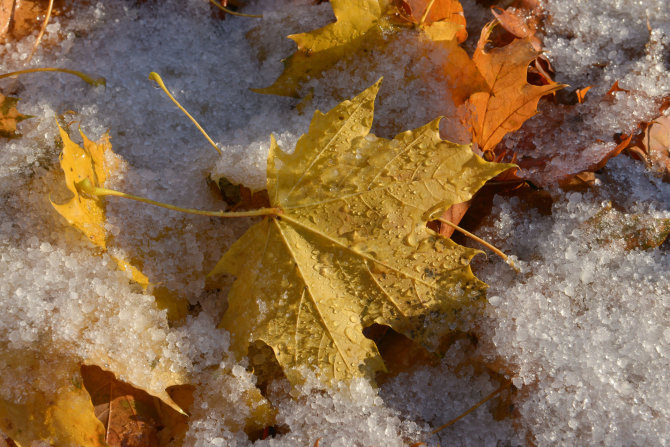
[0,352,106,447]
[210,80,513,384]
[51,123,117,250]
[254,0,473,98]
[466,22,566,153]
[47,124,274,433]
[0,93,32,138]
[50,124,161,292]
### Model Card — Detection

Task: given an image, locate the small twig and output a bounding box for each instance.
[430,381,511,435]
[208,0,262,18]
[148,72,222,155]
[26,0,55,63]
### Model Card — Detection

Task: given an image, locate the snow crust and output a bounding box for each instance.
[0,0,669,445]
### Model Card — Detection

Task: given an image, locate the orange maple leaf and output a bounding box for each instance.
[393,0,468,43]
[465,22,565,154]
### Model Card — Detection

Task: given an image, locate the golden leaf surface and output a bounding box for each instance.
[51,124,118,250]
[0,353,106,447]
[253,0,389,97]
[211,80,513,384]
[466,22,565,153]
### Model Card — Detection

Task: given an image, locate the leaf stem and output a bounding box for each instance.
[148,72,222,155]
[437,217,517,270]
[207,0,263,18]
[419,0,437,25]
[430,381,511,435]
[26,0,54,63]
[76,178,278,218]
[0,67,105,86]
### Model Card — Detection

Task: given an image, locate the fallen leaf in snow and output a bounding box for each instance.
[587,204,670,251]
[253,0,389,97]
[81,365,187,447]
[465,22,565,155]
[49,124,195,321]
[0,0,12,39]
[0,352,106,447]
[0,93,31,138]
[490,5,540,51]
[210,80,513,385]
[255,0,476,98]
[51,124,118,249]
[576,86,592,104]
[50,125,188,411]
[635,114,670,179]
[393,0,468,42]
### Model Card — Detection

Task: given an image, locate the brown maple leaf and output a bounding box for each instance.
[81,365,190,447]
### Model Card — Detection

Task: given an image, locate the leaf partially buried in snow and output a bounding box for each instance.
[210,80,513,384]
[0,352,106,447]
[51,124,118,249]
[50,126,188,412]
[254,0,473,98]
[0,93,32,138]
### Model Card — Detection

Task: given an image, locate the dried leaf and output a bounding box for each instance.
[81,365,187,447]
[490,5,540,51]
[0,93,32,138]
[0,0,12,40]
[210,80,513,384]
[576,86,592,104]
[587,205,670,250]
[637,115,670,179]
[465,22,565,154]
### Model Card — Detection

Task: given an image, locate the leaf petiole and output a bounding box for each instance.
[437,217,517,270]
[0,67,105,86]
[26,0,55,63]
[430,380,512,435]
[76,178,279,218]
[148,72,222,155]
[207,0,263,18]
[419,0,437,25]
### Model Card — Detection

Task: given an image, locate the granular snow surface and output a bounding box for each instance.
[1,0,669,445]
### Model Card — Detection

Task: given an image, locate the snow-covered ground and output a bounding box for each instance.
[1,0,669,445]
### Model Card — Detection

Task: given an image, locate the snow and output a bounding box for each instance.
[1,0,670,445]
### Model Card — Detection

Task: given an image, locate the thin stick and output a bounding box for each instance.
[208,0,263,18]
[148,72,222,155]
[77,178,278,218]
[419,0,437,25]
[430,381,511,435]
[0,67,105,86]
[437,217,516,270]
[26,0,54,63]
